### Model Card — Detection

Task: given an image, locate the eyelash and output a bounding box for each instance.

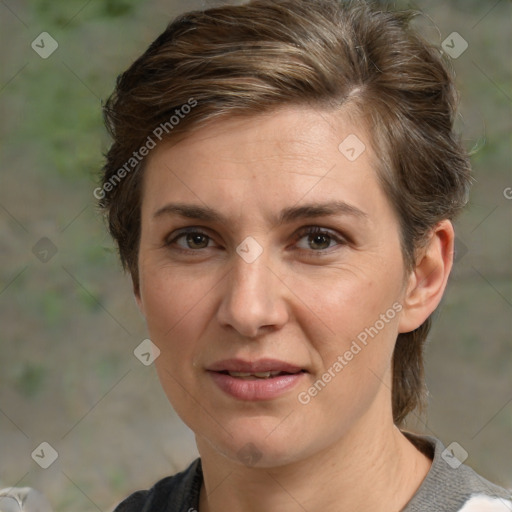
[165,226,347,257]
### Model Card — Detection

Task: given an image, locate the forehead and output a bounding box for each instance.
[150,106,370,168]
[140,106,390,225]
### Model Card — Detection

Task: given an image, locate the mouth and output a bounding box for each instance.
[207,358,307,376]
[218,369,306,380]
[206,358,308,401]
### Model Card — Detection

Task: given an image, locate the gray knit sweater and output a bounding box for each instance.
[114,433,512,511]
[402,433,511,511]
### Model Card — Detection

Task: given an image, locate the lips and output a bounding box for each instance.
[207,358,307,401]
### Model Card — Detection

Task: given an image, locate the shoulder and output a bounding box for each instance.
[113,458,202,512]
[402,432,512,512]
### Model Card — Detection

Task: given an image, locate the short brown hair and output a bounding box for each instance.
[100,0,472,425]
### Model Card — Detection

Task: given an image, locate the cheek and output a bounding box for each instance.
[289,264,401,348]
[289,264,402,413]
[139,269,215,421]
[139,267,214,358]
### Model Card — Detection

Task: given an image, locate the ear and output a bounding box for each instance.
[398,220,454,334]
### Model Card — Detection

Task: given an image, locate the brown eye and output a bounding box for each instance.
[184,232,210,249]
[307,233,332,250]
[295,227,345,253]
[166,229,214,251]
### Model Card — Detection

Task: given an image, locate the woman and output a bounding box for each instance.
[98,0,512,510]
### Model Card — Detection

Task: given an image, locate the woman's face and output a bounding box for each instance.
[136,106,413,467]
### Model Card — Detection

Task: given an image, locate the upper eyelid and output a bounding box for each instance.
[168,226,216,238]
[294,226,344,238]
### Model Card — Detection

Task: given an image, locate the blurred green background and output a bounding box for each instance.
[0,1,510,510]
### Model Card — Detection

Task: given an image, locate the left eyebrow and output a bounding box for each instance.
[276,201,368,226]
[152,200,368,227]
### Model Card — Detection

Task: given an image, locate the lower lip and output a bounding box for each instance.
[208,371,305,401]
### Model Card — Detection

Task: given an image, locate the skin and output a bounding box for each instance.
[135,106,454,511]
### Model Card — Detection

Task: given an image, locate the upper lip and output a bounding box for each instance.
[207,358,305,374]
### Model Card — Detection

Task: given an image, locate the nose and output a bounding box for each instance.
[216,246,289,338]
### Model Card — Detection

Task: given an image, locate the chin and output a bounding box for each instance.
[199,420,314,469]
[225,439,302,469]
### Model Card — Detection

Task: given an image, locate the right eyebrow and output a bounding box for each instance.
[153,203,225,223]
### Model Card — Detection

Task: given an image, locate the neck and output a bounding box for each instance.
[197,404,432,512]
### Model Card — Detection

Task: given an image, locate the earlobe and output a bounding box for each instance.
[398,220,454,334]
